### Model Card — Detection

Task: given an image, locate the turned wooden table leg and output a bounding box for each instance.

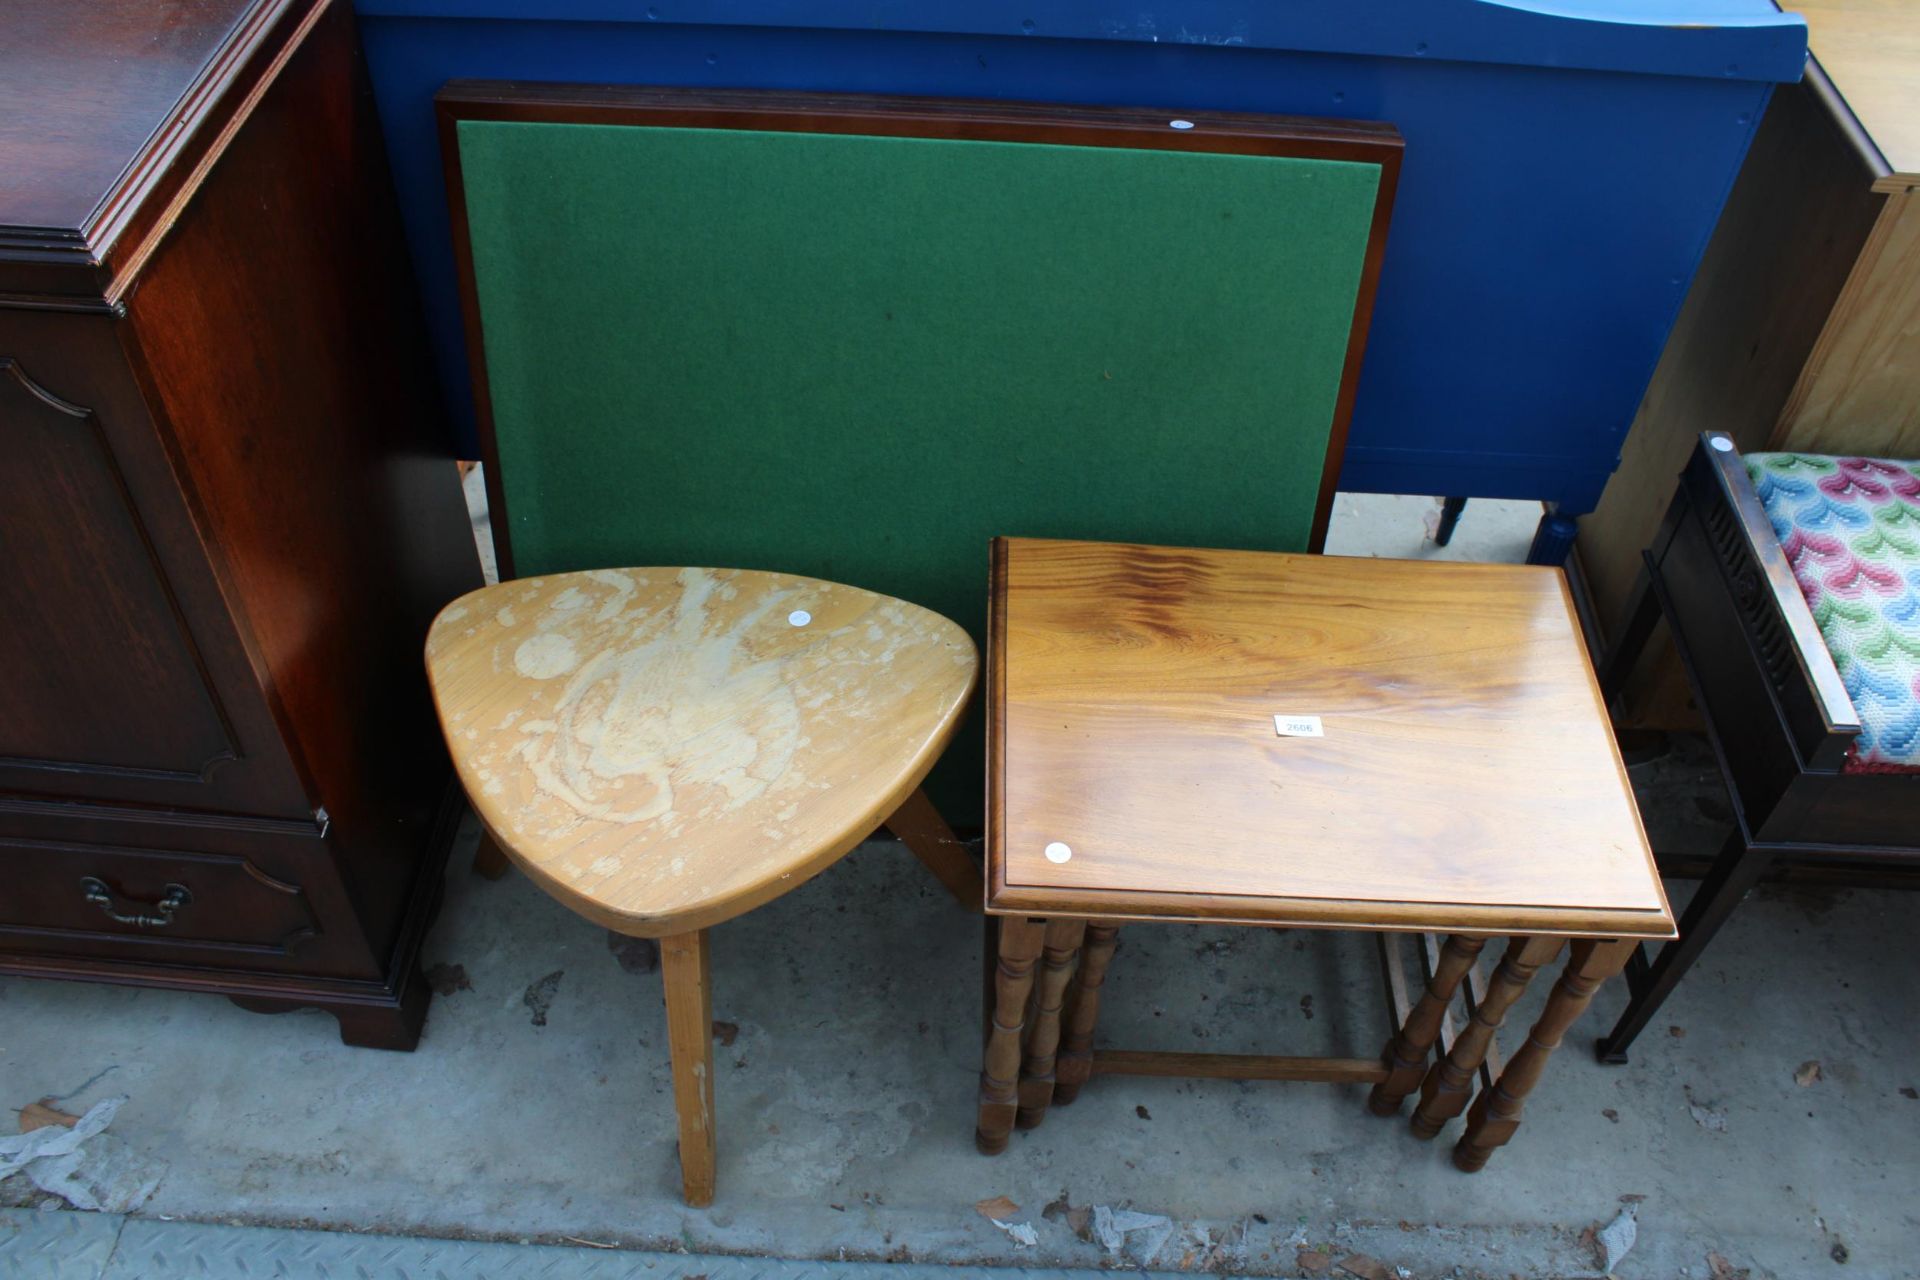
[976,916,1046,1155]
[1454,938,1635,1173]
[1411,934,1563,1139]
[660,929,716,1206]
[1368,933,1487,1116]
[473,827,511,879]
[1016,918,1087,1130]
[1055,922,1119,1106]
[884,786,983,909]
[980,914,998,1044]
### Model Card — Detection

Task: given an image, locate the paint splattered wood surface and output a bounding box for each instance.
[427,567,976,935]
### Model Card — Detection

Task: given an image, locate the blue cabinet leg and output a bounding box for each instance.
[1433,496,1467,547]
[1525,509,1580,566]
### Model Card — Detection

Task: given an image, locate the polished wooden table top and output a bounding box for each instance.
[427,567,977,936]
[987,538,1673,938]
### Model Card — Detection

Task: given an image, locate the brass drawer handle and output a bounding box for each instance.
[79,876,192,928]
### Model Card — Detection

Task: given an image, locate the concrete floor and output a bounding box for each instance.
[5,494,1917,1279]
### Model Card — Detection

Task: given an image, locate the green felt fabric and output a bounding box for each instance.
[459,119,1381,817]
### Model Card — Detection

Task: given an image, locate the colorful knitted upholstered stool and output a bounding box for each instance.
[1593,435,1920,1061]
[1744,453,1920,773]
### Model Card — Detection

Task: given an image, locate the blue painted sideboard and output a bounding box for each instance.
[355,0,1806,557]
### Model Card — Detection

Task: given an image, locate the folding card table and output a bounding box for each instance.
[365,0,1807,565]
[436,83,1399,824]
[978,537,1675,1171]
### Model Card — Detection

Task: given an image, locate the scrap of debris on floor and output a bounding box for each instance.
[4,1095,165,1213]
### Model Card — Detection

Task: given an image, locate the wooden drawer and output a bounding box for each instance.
[0,802,377,979]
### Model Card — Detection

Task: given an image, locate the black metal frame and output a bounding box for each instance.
[1594,433,1920,1061]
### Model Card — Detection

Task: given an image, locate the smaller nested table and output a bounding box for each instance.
[978,538,1675,1171]
[426,567,980,1205]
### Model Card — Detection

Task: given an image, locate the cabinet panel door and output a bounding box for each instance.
[0,355,236,775]
[0,314,309,815]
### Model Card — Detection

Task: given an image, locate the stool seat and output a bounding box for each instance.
[1746,452,1920,772]
[425,566,977,937]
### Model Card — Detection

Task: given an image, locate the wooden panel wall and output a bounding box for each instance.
[1575,79,1886,729]
[1774,191,1920,456]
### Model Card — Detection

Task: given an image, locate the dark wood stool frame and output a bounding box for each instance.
[1593,432,1920,1061]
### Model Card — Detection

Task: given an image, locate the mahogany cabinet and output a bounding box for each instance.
[0,0,481,1048]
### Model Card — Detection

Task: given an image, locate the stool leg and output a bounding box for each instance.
[883,786,982,909]
[1594,564,1662,707]
[660,929,716,1206]
[1596,829,1768,1063]
[976,917,1046,1155]
[1368,933,1487,1116]
[1455,938,1635,1172]
[1055,922,1120,1105]
[1016,918,1087,1130]
[1433,496,1468,547]
[1411,935,1563,1139]
[473,828,511,879]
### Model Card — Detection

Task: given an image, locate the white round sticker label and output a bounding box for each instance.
[1044,841,1073,864]
[788,610,812,627]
